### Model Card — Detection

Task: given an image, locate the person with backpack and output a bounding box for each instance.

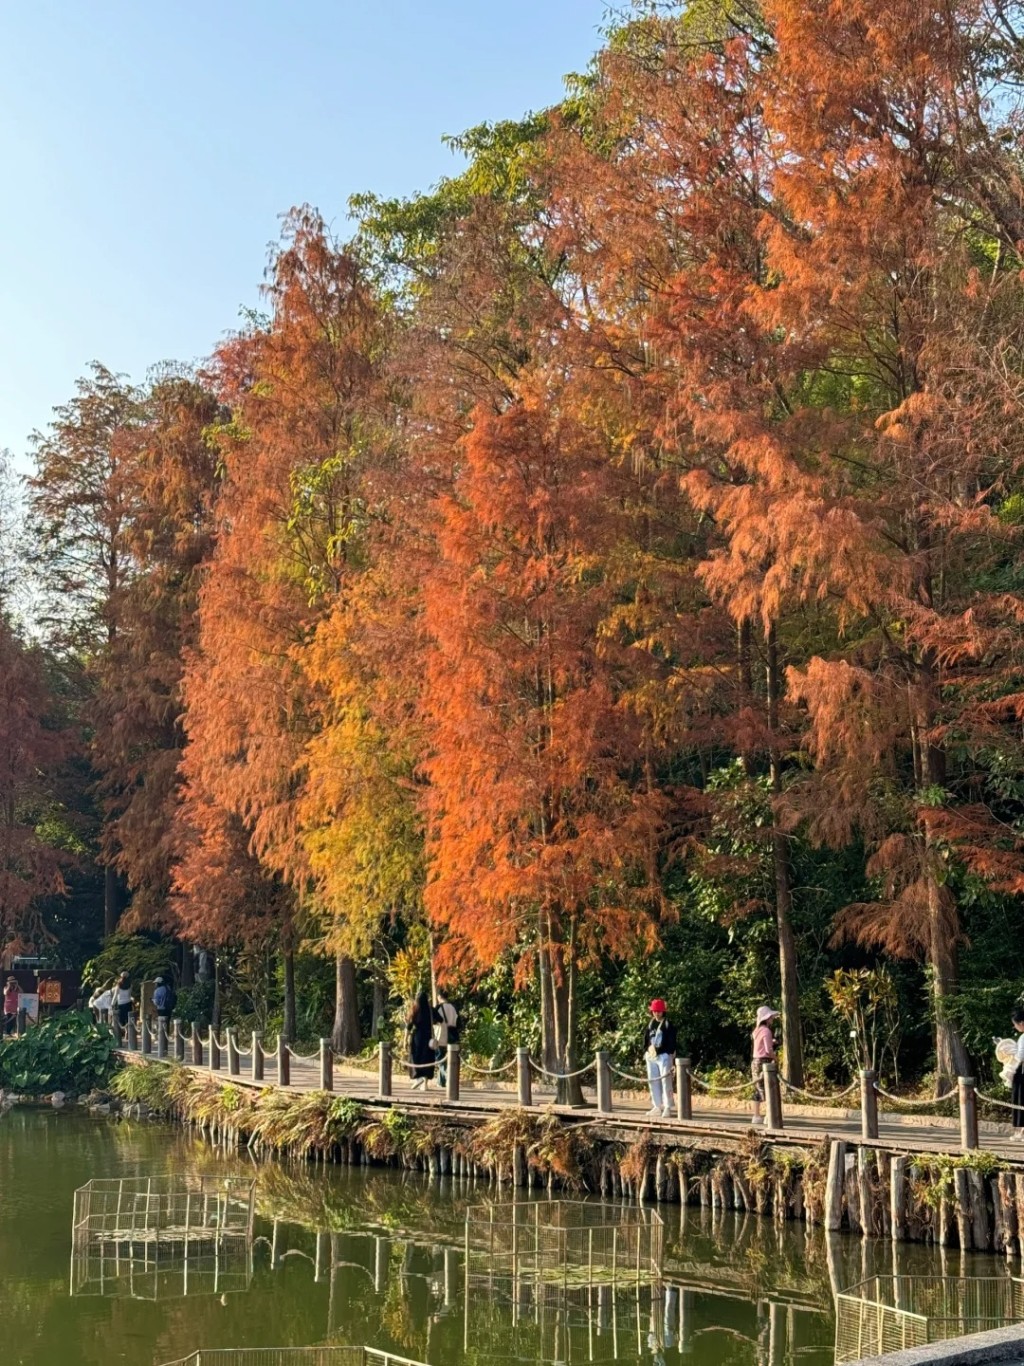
[433,991,460,1086]
[152,976,176,1028]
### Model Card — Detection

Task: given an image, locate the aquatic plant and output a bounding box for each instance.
[0,1012,116,1096]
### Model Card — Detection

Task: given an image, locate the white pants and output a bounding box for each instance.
[647,1053,674,1109]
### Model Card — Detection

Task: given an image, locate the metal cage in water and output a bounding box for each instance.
[835,1274,1024,1362]
[70,1175,256,1301]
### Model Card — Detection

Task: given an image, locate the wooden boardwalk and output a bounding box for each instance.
[121,1032,1024,1161]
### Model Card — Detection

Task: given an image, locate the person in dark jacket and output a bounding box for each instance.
[644,998,677,1118]
[407,990,435,1090]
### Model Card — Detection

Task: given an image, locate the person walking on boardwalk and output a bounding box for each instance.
[152,976,176,1032]
[407,989,435,1090]
[644,998,676,1118]
[1010,1007,1024,1140]
[113,972,133,1035]
[751,1005,779,1125]
[433,990,459,1087]
[88,981,113,1025]
[2,977,18,1036]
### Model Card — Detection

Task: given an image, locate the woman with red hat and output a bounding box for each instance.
[644,998,677,1118]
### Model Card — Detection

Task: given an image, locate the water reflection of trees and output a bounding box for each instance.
[103,1137,1018,1365]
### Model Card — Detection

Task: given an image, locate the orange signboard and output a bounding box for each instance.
[38,979,62,1005]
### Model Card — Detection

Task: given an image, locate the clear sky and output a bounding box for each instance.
[0,0,609,471]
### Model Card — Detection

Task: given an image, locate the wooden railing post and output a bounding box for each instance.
[596,1050,612,1114]
[127,1016,138,1052]
[140,1017,151,1056]
[959,1076,979,1151]
[209,1029,221,1072]
[516,1047,532,1107]
[319,1038,334,1091]
[446,1044,460,1102]
[252,1032,264,1082]
[172,1019,185,1063]
[227,1028,240,1077]
[277,1034,290,1086]
[378,1040,392,1098]
[156,1018,168,1059]
[676,1057,693,1121]
[861,1068,879,1140]
[764,1061,784,1131]
[191,1023,203,1066]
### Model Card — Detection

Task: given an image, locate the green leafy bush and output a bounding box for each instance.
[175,980,215,1027]
[0,1012,117,1095]
[82,931,175,990]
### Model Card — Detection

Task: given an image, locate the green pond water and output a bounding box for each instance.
[0,1108,1006,1365]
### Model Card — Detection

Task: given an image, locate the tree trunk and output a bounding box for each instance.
[766,623,805,1088]
[331,952,361,1056]
[282,949,296,1044]
[179,942,194,988]
[371,940,386,1038]
[103,864,122,938]
[550,924,585,1107]
[539,927,557,1072]
[738,618,755,777]
[917,652,970,1090]
[928,861,970,1088]
[211,954,221,1031]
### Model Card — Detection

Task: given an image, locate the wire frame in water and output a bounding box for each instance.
[72,1175,256,1252]
[464,1200,665,1291]
[835,1275,1024,1363]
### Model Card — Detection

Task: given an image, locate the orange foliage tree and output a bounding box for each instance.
[177,207,386,1051]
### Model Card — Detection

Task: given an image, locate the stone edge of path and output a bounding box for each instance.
[851,1323,1024,1365]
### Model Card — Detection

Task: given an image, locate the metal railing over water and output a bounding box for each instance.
[835,1274,1024,1362]
[464,1200,663,1289]
[160,1351,430,1366]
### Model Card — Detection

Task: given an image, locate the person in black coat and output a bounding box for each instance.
[407,989,435,1089]
[644,998,677,1118]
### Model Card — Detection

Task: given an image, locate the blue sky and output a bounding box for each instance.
[0,0,609,470]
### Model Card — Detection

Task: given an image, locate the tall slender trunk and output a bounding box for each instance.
[211,954,221,1031]
[916,652,969,1088]
[371,939,386,1038]
[766,623,804,1088]
[539,928,557,1072]
[331,952,361,1055]
[282,949,296,1043]
[738,618,755,778]
[549,917,584,1107]
[103,865,121,938]
[179,941,194,988]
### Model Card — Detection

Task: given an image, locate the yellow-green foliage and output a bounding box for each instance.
[111,1061,177,1107]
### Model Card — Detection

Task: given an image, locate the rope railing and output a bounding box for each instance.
[610,1063,670,1086]
[780,1077,859,1102]
[460,1058,517,1076]
[873,1083,958,1106]
[286,1047,319,1065]
[528,1057,595,1081]
[975,1090,1020,1112]
[691,1075,752,1094]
